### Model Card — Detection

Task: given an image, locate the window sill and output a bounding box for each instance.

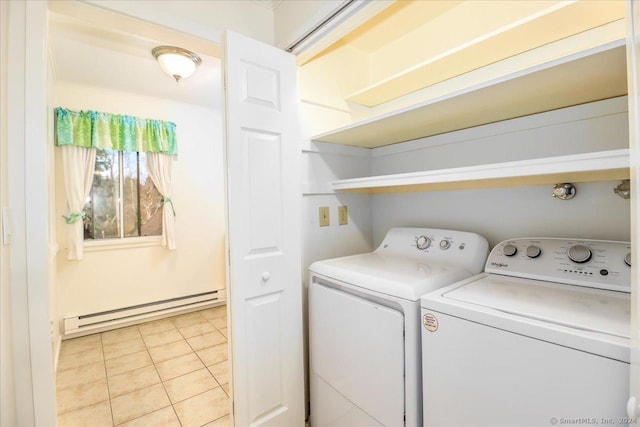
[83,236,162,252]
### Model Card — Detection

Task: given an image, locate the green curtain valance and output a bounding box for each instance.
[55,107,177,155]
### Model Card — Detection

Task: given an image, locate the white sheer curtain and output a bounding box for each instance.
[61,145,96,260]
[146,152,176,250]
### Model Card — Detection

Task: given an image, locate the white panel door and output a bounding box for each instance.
[627,0,640,418]
[223,31,304,427]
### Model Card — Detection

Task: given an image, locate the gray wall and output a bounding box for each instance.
[369,96,630,248]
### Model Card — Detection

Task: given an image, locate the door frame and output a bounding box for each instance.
[13,1,640,425]
[626,0,640,417]
[7,2,229,425]
[5,1,57,425]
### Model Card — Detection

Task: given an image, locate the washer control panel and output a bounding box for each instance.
[486,238,631,292]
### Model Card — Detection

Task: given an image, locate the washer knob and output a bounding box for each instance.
[525,245,542,259]
[625,252,632,267]
[439,240,451,250]
[502,244,517,257]
[568,244,592,263]
[416,235,431,250]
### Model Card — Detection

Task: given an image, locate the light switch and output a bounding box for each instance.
[338,206,348,225]
[319,206,330,227]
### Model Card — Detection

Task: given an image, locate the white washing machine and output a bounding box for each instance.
[309,227,489,427]
[421,237,631,427]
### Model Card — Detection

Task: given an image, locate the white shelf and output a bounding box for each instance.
[332,150,630,194]
[311,42,627,149]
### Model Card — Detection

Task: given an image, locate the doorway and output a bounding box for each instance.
[48,5,232,426]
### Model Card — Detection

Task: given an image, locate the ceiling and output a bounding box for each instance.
[49,10,221,109]
[341,1,462,52]
[255,0,284,10]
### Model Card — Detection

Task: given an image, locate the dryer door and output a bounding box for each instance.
[309,281,405,427]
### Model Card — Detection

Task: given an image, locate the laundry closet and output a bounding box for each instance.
[296,0,638,425]
[3,0,640,426]
[299,0,630,261]
[299,0,630,336]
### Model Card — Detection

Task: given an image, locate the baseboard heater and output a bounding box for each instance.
[63,289,226,338]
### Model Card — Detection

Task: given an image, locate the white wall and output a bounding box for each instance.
[302,141,374,274]
[369,97,631,248]
[371,97,630,175]
[53,81,226,324]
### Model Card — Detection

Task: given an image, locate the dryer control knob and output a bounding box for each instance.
[625,252,632,267]
[525,245,542,259]
[416,235,431,250]
[439,240,451,250]
[502,244,517,257]
[568,244,592,263]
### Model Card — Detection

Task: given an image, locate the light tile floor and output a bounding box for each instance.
[56,307,231,427]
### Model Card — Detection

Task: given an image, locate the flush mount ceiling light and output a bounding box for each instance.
[152,46,202,82]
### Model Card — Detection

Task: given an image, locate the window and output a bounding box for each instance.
[83,149,163,240]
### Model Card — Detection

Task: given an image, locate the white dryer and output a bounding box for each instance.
[421,237,631,427]
[309,227,489,427]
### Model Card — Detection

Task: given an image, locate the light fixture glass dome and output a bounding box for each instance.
[152,46,202,82]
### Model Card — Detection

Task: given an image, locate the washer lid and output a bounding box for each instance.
[443,275,630,339]
[309,252,474,301]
